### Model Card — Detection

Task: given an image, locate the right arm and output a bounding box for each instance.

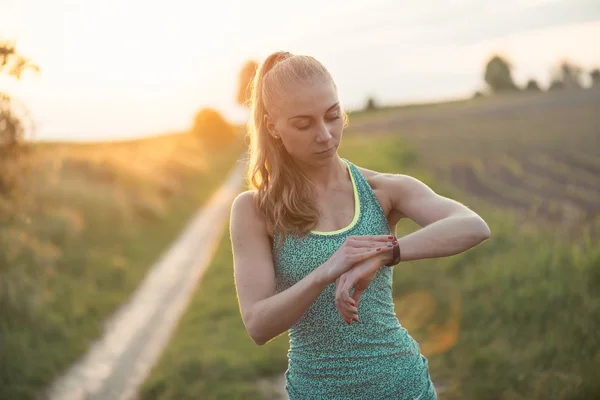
[230,191,393,345]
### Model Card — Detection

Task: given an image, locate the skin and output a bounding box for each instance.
[230,76,491,344]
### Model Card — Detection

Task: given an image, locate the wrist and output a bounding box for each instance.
[380,250,394,267]
[313,265,333,288]
[381,238,401,267]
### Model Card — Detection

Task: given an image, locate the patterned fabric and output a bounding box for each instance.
[272,159,437,400]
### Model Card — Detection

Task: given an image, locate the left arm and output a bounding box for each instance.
[387,173,490,261]
[335,173,490,317]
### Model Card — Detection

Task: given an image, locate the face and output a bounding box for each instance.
[265,78,344,164]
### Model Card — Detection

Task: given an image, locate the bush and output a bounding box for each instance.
[364,96,377,111]
[525,79,541,92]
[590,69,600,87]
[0,40,38,221]
[191,108,236,150]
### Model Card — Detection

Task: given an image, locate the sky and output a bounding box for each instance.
[1,0,600,142]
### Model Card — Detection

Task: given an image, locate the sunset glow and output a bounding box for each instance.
[1,0,599,141]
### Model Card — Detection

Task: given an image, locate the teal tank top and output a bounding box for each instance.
[273,159,437,400]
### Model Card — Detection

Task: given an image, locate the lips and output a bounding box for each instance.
[316,145,335,155]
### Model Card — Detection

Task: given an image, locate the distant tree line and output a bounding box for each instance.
[483,54,600,95]
[363,54,600,109]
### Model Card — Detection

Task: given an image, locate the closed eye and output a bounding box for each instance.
[295,115,340,131]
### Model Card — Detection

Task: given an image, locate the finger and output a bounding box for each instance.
[337,302,357,322]
[338,300,358,314]
[336,304,353,324]
[344,306,357,324]
[350,240,394,250]
[347,305,359,323]
[348,246,392,264]
[335,292,356,311]
[346,239,394,251]
[348,235,396,243]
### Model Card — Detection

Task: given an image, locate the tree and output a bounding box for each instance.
[0,41,40,79]
[589,69,600,87]
[549,60,584,90]
[1,40,39,215]
[236,60,258,108]
[191,108,236,150]
[525,79,541,92]
[364,96,377,111]
[484,55,519,93]
[560,61,583,89]
[548,80,565,91]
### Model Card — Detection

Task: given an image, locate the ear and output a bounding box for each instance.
[263,114,278,138]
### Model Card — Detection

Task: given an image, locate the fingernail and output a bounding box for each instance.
[388,236,394,239]
[376,248,381,251]
[392,240,398,244]
[387,244,393,247]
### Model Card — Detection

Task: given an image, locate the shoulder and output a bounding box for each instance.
[354,164,421,194]
[230,190,270,236]
[231,189,256,211]
[353,163,434,220]
[231,190,265,230]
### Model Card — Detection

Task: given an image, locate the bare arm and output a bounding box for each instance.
[386,174,491,261]
[230,191,326,345]
[230,191,393,344]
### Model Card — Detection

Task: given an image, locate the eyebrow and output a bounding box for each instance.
[288,102,340,120]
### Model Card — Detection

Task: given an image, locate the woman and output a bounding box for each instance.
[230,51,490,399]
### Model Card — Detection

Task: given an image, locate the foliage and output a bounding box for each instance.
[548,79,565,91]
[589,68,600,86]
[191,108,236,150]
[549,60,584,90]
[364,96,377,111]
[0,41,39,219]
[525,79,541,92]
[0,134,244,400]
[0,41,40,79]
[484,55,519,93]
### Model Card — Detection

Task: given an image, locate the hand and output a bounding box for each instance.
[335,241,396,324]
[317,235,396,287]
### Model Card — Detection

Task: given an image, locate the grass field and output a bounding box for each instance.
[0,132,244,399]
[139,88,600,400]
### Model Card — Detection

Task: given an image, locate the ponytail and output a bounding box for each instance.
[245,51,334,246]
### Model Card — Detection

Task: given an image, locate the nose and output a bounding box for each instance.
[315,121,332,144]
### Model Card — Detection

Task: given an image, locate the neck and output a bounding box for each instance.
[294,155,348,191]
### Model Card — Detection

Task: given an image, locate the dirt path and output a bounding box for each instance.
[44,159,246,400]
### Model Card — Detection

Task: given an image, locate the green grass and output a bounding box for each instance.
[140,220,290,400]
[141,131,600,400]
[0,132,244,400]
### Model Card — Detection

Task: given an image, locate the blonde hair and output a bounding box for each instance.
[245,51,345,242]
